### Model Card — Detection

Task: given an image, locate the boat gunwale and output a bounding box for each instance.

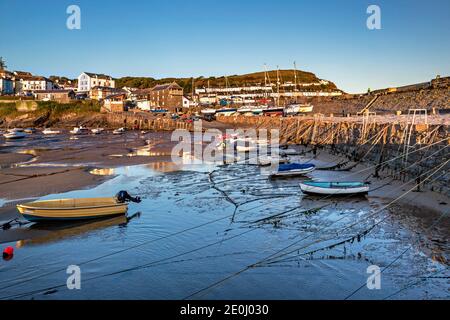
[17,198,125,211]
[301,181,369,190]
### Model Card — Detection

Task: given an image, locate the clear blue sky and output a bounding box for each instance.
[1,0,449,93]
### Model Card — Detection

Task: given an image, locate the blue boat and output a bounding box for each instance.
[270,163,315,177]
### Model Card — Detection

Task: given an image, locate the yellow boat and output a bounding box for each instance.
[17,197,128,222]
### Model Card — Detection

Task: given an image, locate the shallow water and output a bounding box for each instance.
[0,161,448,300]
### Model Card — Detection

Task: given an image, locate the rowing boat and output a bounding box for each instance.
[270,163,315,177]
[17,197,128,222]
[299,181,370,196]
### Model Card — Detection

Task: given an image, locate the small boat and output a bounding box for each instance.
[3,131,27,139]
[285,104,314,115]
[216,108,237,117]
[42,128,61,135]
[200,108,217,115]
[91,128,104,134]
[263,107,284,117]
[270,163,315,177]
[16,191,141,222]
[299,181,370,196]
[70,126,89,135]
[113,127,126,135]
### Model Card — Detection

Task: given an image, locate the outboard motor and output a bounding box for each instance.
[116,191,142,203]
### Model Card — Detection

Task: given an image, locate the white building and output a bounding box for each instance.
[17,76,54,93]
[78,72,115,92]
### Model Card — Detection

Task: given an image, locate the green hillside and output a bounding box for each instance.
[115,69,339,93]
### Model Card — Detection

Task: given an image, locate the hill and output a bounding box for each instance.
[115,69,339,93]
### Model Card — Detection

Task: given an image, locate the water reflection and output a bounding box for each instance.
[16,213,140,247]
[89,168,116,176]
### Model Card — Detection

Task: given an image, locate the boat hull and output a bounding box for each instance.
[17,198,128,222]
[299,182,370,196]
[270,167,315,177]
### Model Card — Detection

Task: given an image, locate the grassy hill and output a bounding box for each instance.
[115,69,339,93]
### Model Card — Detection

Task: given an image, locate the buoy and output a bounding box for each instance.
[3,246,14,260]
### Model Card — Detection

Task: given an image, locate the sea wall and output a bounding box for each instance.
[106,112,193,131]
[218,115,450,196]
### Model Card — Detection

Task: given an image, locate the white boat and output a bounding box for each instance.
[270,163,316,177]
[91,128,104,134]
[285,104,314,115]
[3,131,27,139]
[113,127,126,135]
[200,108,216,115]
[70,126,89,135]
[216,108,237,117]
[42,128,61,135]
[299,181,370,196]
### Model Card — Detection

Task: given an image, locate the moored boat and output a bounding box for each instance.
[70,126,89,135]
[270,163,315,177]
[299,181,370,196]
[17,191,141,222]
[285,104,314,115]
[216,108,237,116]
[113,127,126,135]
[3,131,27,139]
[91,128,104,134]
[42,128,61,135]
[17,197,128,222]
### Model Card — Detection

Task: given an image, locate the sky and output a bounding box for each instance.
[0,0,449,93]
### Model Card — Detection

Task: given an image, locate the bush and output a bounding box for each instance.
[36,100,101,115]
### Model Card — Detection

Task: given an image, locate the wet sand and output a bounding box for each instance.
[0,130,448,247]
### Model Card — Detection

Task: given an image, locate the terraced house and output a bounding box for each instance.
[15,75,54,93]
[77,72,115,93]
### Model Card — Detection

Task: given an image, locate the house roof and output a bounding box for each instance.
[20,76,53,82]
[83,72,113,80]
[14,71,33,77]
[151,82,183,91]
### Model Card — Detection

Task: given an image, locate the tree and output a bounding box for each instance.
[0,57,6,70]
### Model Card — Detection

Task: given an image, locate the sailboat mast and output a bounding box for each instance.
[276,66,280,106]
[294,61,298,91]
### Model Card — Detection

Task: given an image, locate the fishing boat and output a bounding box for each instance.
[113,127,126,135]
[16,191,141,222]
[299,181,370,196]
[42,128,61,135]
[270,163,315,177]
[70,126,89,135]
